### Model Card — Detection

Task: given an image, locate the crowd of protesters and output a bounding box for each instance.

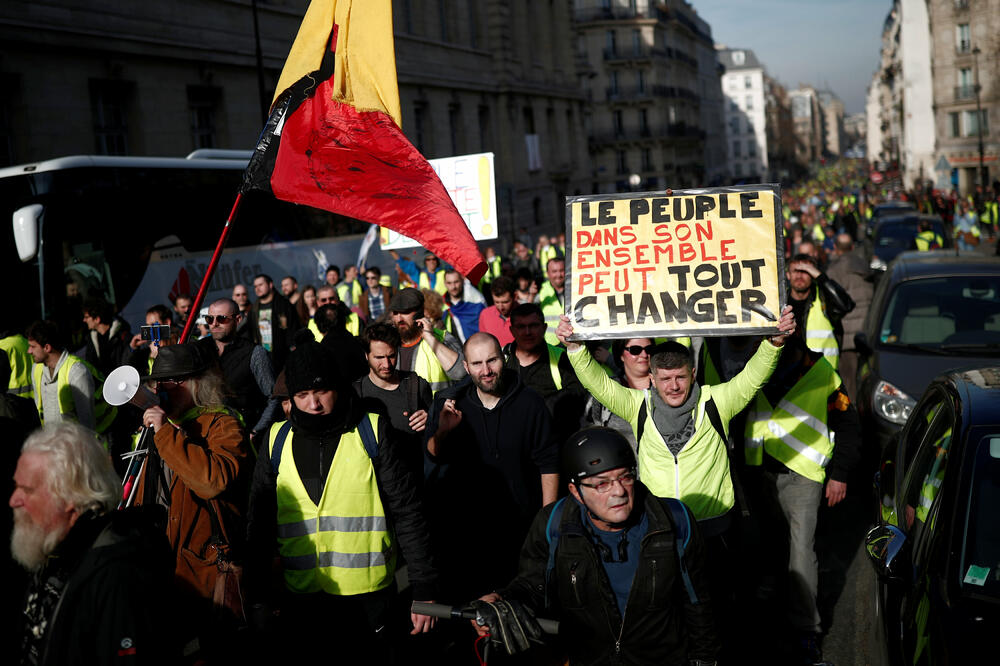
[3,164,997,666]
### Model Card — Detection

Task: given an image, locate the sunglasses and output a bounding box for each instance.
[204,314,236,325]
[624,344,656,356]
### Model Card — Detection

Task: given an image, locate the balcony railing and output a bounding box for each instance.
[955,84,976,101]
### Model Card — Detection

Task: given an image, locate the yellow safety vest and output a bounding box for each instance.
[913,230,943,251]
[636,388,734,521]
[804,289,839,369]
[537,281,564,347]
[744,358,840,484]
[268,416,395,595]
[538,246,558,278]
[308,313,360,341]
[413,331,451,394]
[1,334,33,398]
[32,355,116,434]
[547,344,564,391]
[479,256,502,288]
[418,270,447,295]
[336,280,364,308]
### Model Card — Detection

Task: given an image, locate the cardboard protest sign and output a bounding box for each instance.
[565,185,786,340]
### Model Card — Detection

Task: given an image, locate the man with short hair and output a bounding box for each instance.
[314,304,368,380]
[198,297,281,446]
[280,276,301,305]
[311,285,361,338]
[786,253,854,369]
[246,342,437,662]
[913,218,944,251]
[504,302,585,441]
[441,269,484,343]
[232,284,255,341]
[250,273,301,371]
[337,265,363,309]
[826,235,873,401]
[11,423,175,665]
[354,323,433,478]
[389,288,466,394]
[477,276,516,347]
[172,293,193,328]
[26,320,114,435]
[424,332,559,599]
[324,265,341,288]
[80,298,131,377]
[470,427,718,664]
[359,266,393,322]
[536,257,566,346]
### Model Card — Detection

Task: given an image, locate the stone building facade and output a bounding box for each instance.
[572,0,720,192]
[717,47,767,182]
[0,0,591,242]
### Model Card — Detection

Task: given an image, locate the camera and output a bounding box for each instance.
[140,324,171,342]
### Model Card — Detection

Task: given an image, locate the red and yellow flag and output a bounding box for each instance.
[243,0,487,282]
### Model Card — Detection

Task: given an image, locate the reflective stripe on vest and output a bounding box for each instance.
[308,317,323,341]
[547,344,564,391]
[744,357,840,483]
[32,355,116,433]
[268,416,395,594]
[636,387,734,521]
[309,314,360,339]
[538,282,563,347]
[805,289,839,368]
[1,335,33,397]
[414,333,451,394]
[419,270,447,295]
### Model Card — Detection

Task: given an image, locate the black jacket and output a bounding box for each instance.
[245,391,437,602]
[502,486,718,666]
[790,273,856,342]
[19,508,176,666]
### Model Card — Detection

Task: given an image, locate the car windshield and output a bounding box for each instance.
[875,220,944,250]
[878,276,1000,349]
[961,434,1000,599]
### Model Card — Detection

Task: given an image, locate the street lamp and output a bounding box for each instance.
[973,46,987,188]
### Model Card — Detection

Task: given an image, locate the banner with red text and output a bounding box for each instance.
[564,185,786,340]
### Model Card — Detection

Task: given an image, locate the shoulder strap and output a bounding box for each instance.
[661,497,699,604]
[269,421,293,475]
[704,397,727,443]
[636,393,649,449]
[544,497,569,609]
[404,373,420,412]
[357,414,379,459]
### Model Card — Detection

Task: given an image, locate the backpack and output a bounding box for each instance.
[269,416,378,475]
[543,495,699,608]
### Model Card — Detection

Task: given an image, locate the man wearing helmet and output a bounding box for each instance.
[469,427,718,665]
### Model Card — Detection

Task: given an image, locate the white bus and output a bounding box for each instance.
[1,150,388,336]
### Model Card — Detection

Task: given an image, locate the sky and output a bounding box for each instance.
[693,0,891,115]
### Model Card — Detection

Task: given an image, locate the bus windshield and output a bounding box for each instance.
[1,156,375,337]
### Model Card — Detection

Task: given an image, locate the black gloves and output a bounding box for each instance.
[469,599,543,655]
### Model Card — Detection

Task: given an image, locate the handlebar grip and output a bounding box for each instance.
[410,601,560,635]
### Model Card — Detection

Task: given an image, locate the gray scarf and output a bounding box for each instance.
[651,383,701,457]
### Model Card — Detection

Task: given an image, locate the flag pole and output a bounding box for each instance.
[178,192,244,344]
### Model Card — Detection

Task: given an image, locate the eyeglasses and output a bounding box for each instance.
[366,276,379,281]
[579,471,637,493]
[624,345,656,357]
[155,379,184,387]
[204,314,235,325]
[316,297,336,304]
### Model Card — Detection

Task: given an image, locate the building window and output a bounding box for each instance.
[642,148,652,171]
[732,50,745,66]
[467,0,479,48]
[637,69,645,93]
[734,162,743,176]
[745,96,753,111]
[949,112,961,138]
[413,102,428,154]
[400,0,413,34]
[729,116,740,135]
[733,140,741,158]
[957,67,974,99]
[478,105,491,151]
[639,108,649,135]
[187,86,220,150]
[956,24,971,53]
[609,71,619,95]
[748,140,757,157]
[614,110,624,135]
[90,79,132,156]
[632,29,642,55]
[438,0,450,42]
[963,109,988,137]
[744,75,752,89]
[448,104,463,155]
[606,30,617,57]
[616,150,628,174]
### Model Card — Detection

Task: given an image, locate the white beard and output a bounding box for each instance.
[10,511,65,572]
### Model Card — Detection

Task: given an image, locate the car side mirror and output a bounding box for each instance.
[854,332,872,356]
[865,524,908,584]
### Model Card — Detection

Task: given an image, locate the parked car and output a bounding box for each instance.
[865,200,916,238]
[864,366,1000,665]
[855,252,1000,455]
[868,214,951,272]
